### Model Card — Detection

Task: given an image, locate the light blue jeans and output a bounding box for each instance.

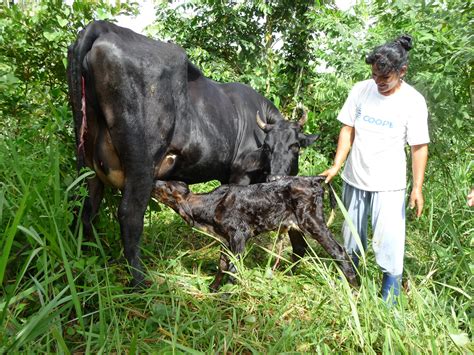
[342,182,406,276]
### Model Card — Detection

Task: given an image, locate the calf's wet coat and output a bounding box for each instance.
[153,176,358,290]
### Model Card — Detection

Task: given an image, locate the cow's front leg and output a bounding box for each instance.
[119,175,153,288]
[229,149,265,185]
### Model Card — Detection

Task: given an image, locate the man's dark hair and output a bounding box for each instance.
[366,35,413,75]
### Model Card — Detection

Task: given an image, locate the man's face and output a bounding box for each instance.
[371,64,406,96]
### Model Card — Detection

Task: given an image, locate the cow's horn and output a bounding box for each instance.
[298,109,308,127]
[256,111,267,130]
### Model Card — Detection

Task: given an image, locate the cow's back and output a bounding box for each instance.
[84,22,189,157]
[68,21,194,188]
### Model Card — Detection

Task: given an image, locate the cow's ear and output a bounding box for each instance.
[299,133,319,147]
[238,149,264,172]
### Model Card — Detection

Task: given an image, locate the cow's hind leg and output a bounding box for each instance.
[119,174,154,288]
[74,175,104,241]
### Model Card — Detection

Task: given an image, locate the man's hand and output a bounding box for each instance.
[320,166,340,184]
[468,189,474,207]
[410,144,428,218]
[409,188,424,217]
[320,125,354,184]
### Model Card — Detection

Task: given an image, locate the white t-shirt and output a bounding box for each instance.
[337,79,429,191]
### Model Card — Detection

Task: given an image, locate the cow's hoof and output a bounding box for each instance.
[129,278,150,291]
[289,263,300,275]
[108,256,126,265]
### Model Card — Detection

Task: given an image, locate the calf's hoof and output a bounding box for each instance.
[209,282,220,293]
[347,275,359,288]
[209,276,223,292]
[209,273,237,292]
[344,269,359,288]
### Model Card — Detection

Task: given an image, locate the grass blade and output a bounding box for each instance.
[329,184,366,264]
[9,285,71,351]
[0,188,29,286]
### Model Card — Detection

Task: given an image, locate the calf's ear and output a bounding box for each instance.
[299,133,319,147]
[178,202,194,225]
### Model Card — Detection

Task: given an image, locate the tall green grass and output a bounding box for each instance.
[1,132,472,352]
[1,0,472,351]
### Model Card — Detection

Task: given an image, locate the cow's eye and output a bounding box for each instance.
[290,143,300,153]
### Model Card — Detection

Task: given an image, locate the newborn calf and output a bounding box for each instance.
[153,176,357,290]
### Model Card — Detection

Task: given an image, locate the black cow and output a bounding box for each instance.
[67,21,318,286]
[153,176,358,290]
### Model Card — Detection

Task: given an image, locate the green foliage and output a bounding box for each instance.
[149,1,331,113]
[0,0,472,352]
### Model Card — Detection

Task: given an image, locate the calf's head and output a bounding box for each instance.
[153,180,194,222]
[257,111,319,181]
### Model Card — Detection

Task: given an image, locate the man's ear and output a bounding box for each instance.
[399,65,408,78]
[299,133,319,147]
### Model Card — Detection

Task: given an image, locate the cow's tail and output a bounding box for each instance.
[67,21,109,172]
[67,42,82,172]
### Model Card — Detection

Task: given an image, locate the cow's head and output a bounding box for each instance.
[257,111,319,182]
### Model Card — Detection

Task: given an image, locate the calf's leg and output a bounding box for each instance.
[296,201,358,286]
[310,225,358,286]
[209,229,247,291]
[209,247,230,292]
[288,228,308,268]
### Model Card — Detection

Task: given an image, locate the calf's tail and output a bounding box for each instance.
[327,182,336,209]
[326,183,336,226]
[316,176,336,226]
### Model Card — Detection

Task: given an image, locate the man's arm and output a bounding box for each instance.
[320,124,354,183]
[410,144,428,217]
